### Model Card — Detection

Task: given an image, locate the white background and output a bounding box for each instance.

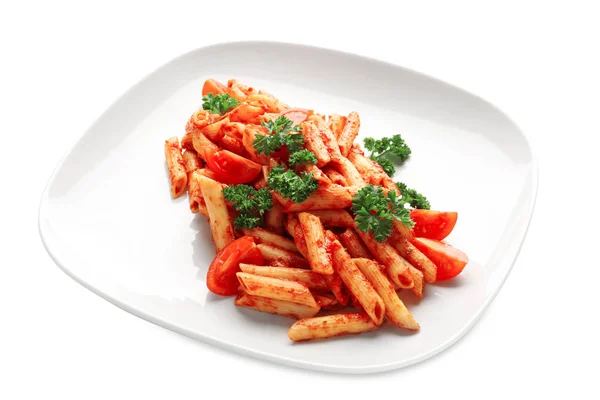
[1,1,598,399]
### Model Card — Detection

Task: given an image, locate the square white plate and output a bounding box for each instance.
[39,41,537,374]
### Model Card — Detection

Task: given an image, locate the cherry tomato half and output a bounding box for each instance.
[204,148,262,184]
[412,238,468,281]
[207,237,257,296]
[410,210,458,241]
[202,79,227,96]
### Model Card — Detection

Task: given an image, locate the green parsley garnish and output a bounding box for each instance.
[202,93,239,115]
[253,116,304,156]
[352,184,414,242]
[363,134,411,176]
[267,165,318,204]
[222,184,273,229]
[396,182,431,210]
[288,149,318,167]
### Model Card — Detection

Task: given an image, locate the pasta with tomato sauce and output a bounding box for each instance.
[163,78,469,341]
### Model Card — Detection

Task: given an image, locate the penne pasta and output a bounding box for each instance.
[236,272,318,307]
[309,209,355,228]
[285,215,348,305]
[239,264,329,291]
[218,135,248,157]
[197,174,235,251]
[278,185,353,212]
[313,294,342,310]
[348,149,386,185]
[240,228,298,253]
[308,114,343,161]
[301,121,330,167]
[221,121,245,141]
[164,136,188,198]
[408,264,425,299]
[327,231,385,325]
[192,130,219,160]
[355,230,414,289]
[288,313,379,342]
[200,116,228,141]
[182,149,203,173]
[337,111,360,157]
[298,212,334,275]
[327,113,347,140]
[256,243,309,269]
[264,202,285,235]
[389,226,437,283]
[187,170,208,216]
[235,293,320,319]
[353,258,419,330]
[242,124,270,164]
[321,166,348,186]
[338,229,372,259]
[333,157,365,187]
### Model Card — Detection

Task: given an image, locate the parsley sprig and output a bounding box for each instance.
[364,135,411,176]
[222,185,273,229]
[267,165,318,204]
[288,149,318,167]
[254,116,304,156]
[352,185,414,242]
[202,93,239,115]
[396,182,431,210]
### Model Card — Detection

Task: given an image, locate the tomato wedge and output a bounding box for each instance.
[412,238,468,281]
[202,79,227,96]
[410,210,458,241]
[277,108,311,125]
[207,237,257,296]
[204,148,261,184]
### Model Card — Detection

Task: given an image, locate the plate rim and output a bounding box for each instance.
[38,40,539,374]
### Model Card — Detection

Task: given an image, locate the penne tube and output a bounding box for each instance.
[257,243,309,268]
[327,114,347,140]
[355,230,414,289]
[338,229,372,259]
[298,164,332,187]
[246,93,287,113]
[279,185,352,212]
[333,157,365,187]
[408,264,424,299]
[298,212,334,275]
[218,135,248,157]
[382,176,401,194]
[229,102,266,123]
[348,149,386,185]
[236,273,318,307]
[242,125,270,165]
[240,228,298,253]
[313,294,342,310]
[221,121,245,141]
[353,258,420,330]
[326,231,385,325]
[309,209,355,228]
[322,166,348,186]
[200,117,228,141]
[180,131,194,151]
[164,136,188,198]
[286,215,348,305]
[192,130,219,160]
[239,264,329,291]
[389,226,437,283]
[288,313,379,342]
[308,114,343,161]
[264,202,285,235]
[186,109,214,132]
[234,293,320,319]
[188,170,208,216]
[337,111,360,157]
[197,174,235,251]
[182,149,203,174]
[301,121,330,167]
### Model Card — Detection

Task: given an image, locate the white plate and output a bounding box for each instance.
[39,41,537,374]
